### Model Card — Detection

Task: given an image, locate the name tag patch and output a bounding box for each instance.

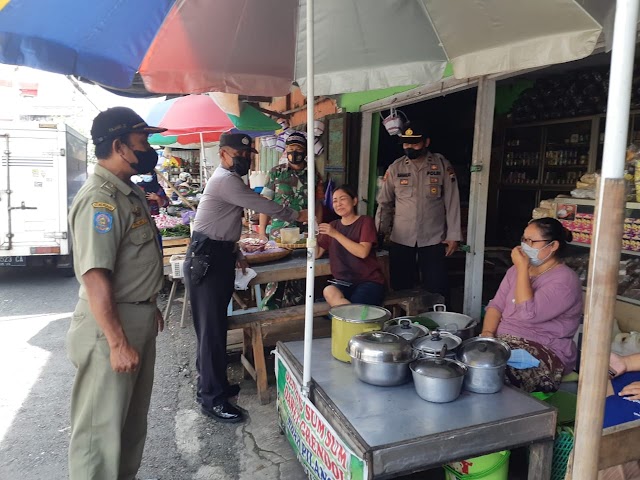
[397,173,411,178]
[94,212,113,234]
[92,202,116,211]
[132,218,149,229]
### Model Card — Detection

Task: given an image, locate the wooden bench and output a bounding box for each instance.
[228,289,444,404]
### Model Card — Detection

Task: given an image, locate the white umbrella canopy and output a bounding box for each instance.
[294,0,603,95]
[0,0,603,97]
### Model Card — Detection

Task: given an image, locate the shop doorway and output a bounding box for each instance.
[374,88,477,310]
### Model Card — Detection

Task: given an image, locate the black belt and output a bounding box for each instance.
[190,231,237,255]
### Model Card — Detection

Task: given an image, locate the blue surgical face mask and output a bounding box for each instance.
[520,241,552,267]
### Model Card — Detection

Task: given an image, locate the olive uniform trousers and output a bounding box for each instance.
[66,299,157,480]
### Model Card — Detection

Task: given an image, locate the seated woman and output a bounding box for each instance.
[316,185,385,307]
[482,218,583,393]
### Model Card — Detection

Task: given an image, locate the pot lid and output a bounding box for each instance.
[330,304,391,324]
[412,331,462,355]
[384,317,429,340]
[410,357,467,379]
[457,337,511,367]
[347,331,413,363]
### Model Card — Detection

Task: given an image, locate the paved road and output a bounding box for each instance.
[0,267,305,480]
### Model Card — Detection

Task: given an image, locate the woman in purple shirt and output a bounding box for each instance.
[483,218,583,393]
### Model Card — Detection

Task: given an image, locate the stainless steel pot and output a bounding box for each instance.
[412,331,462,359]
[457,337,511,394]
[383,317,429,342]
[410,357,467,403]
[346,331,415,386]
[417,304,479,340]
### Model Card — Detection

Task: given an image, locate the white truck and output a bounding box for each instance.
[0,122,88,272]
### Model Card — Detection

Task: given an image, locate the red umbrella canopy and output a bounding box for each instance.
[149,94,233,135]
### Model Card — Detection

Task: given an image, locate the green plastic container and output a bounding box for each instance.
[443,450,510,480]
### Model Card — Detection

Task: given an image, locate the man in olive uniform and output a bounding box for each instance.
[66,107,166,480]
[186,133,308,423]
[376,124,462,301]
[258,131,323,239]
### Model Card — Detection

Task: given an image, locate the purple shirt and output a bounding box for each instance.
[487,264,583,373]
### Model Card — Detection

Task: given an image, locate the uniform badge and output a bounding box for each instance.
[131,206,142,217]
[383,171,389,182]
[94,212,113,234]
[430,164,438,170]
[400,179,409,186]
[92,202,116,211]
[447,165,457,182]
[430,177,439,184]
[242,136,250,145]
[132,218,149,229]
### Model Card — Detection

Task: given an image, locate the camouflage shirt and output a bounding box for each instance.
[261,163,324,231]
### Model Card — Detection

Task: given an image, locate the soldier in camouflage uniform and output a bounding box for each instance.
[259,131,324,241]
[259,131,324,307]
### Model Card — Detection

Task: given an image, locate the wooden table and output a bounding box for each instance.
[229,249,389,315]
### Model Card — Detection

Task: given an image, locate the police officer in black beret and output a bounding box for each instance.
[185,133,308,423]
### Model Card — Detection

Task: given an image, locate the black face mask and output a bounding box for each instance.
[129,148,159,174]
[404,148,424,160]
[287,151,306,165]
[232,156,251,176]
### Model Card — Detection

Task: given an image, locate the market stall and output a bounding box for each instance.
[276,338,556,480]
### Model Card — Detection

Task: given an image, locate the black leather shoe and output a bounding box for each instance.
[201,400,245,423]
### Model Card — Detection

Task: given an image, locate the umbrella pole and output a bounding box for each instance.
[570,1,639,478]
[199,133,206,187]
[302,0,315,398]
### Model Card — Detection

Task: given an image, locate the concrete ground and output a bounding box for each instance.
[0,268,527,479]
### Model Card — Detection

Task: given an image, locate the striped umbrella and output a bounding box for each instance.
[146,94,280,146]
[0,0,605,97]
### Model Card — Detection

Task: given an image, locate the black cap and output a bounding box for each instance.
[398,123,428,144]
[219,133,258,153]
[285,131,307,148]
[91,107,167,146]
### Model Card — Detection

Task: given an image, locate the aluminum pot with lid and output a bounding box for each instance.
[346,331,414,386]
[412,331,462,359]
[383,317,429,342]
[457,337,511,394]
[416,304,479,340]
[410,357,468,403]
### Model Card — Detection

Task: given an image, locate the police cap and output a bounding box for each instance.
[219,133,258,153]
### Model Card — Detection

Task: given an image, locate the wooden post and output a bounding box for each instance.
[571,178,626,479]
[463,77,495,320]
[571,1,639,478]
[357,111,373,216]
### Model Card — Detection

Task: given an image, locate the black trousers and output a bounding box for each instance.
[184,237,236,408]
[389,242,449,301]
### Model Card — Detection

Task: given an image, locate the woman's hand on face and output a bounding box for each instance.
[146,192,160,202]
[619,381,640,400]
[511,246,530,270]
[317,223,336,238]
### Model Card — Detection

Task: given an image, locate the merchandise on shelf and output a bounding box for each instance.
[564,253,640,301]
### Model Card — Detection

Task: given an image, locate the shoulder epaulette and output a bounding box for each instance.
[99,181,118,198]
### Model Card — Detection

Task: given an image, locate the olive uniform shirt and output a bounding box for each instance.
[194,166,299,242]
[69,164,163,303]
[376,152,462,247]
[260,163,324,230]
